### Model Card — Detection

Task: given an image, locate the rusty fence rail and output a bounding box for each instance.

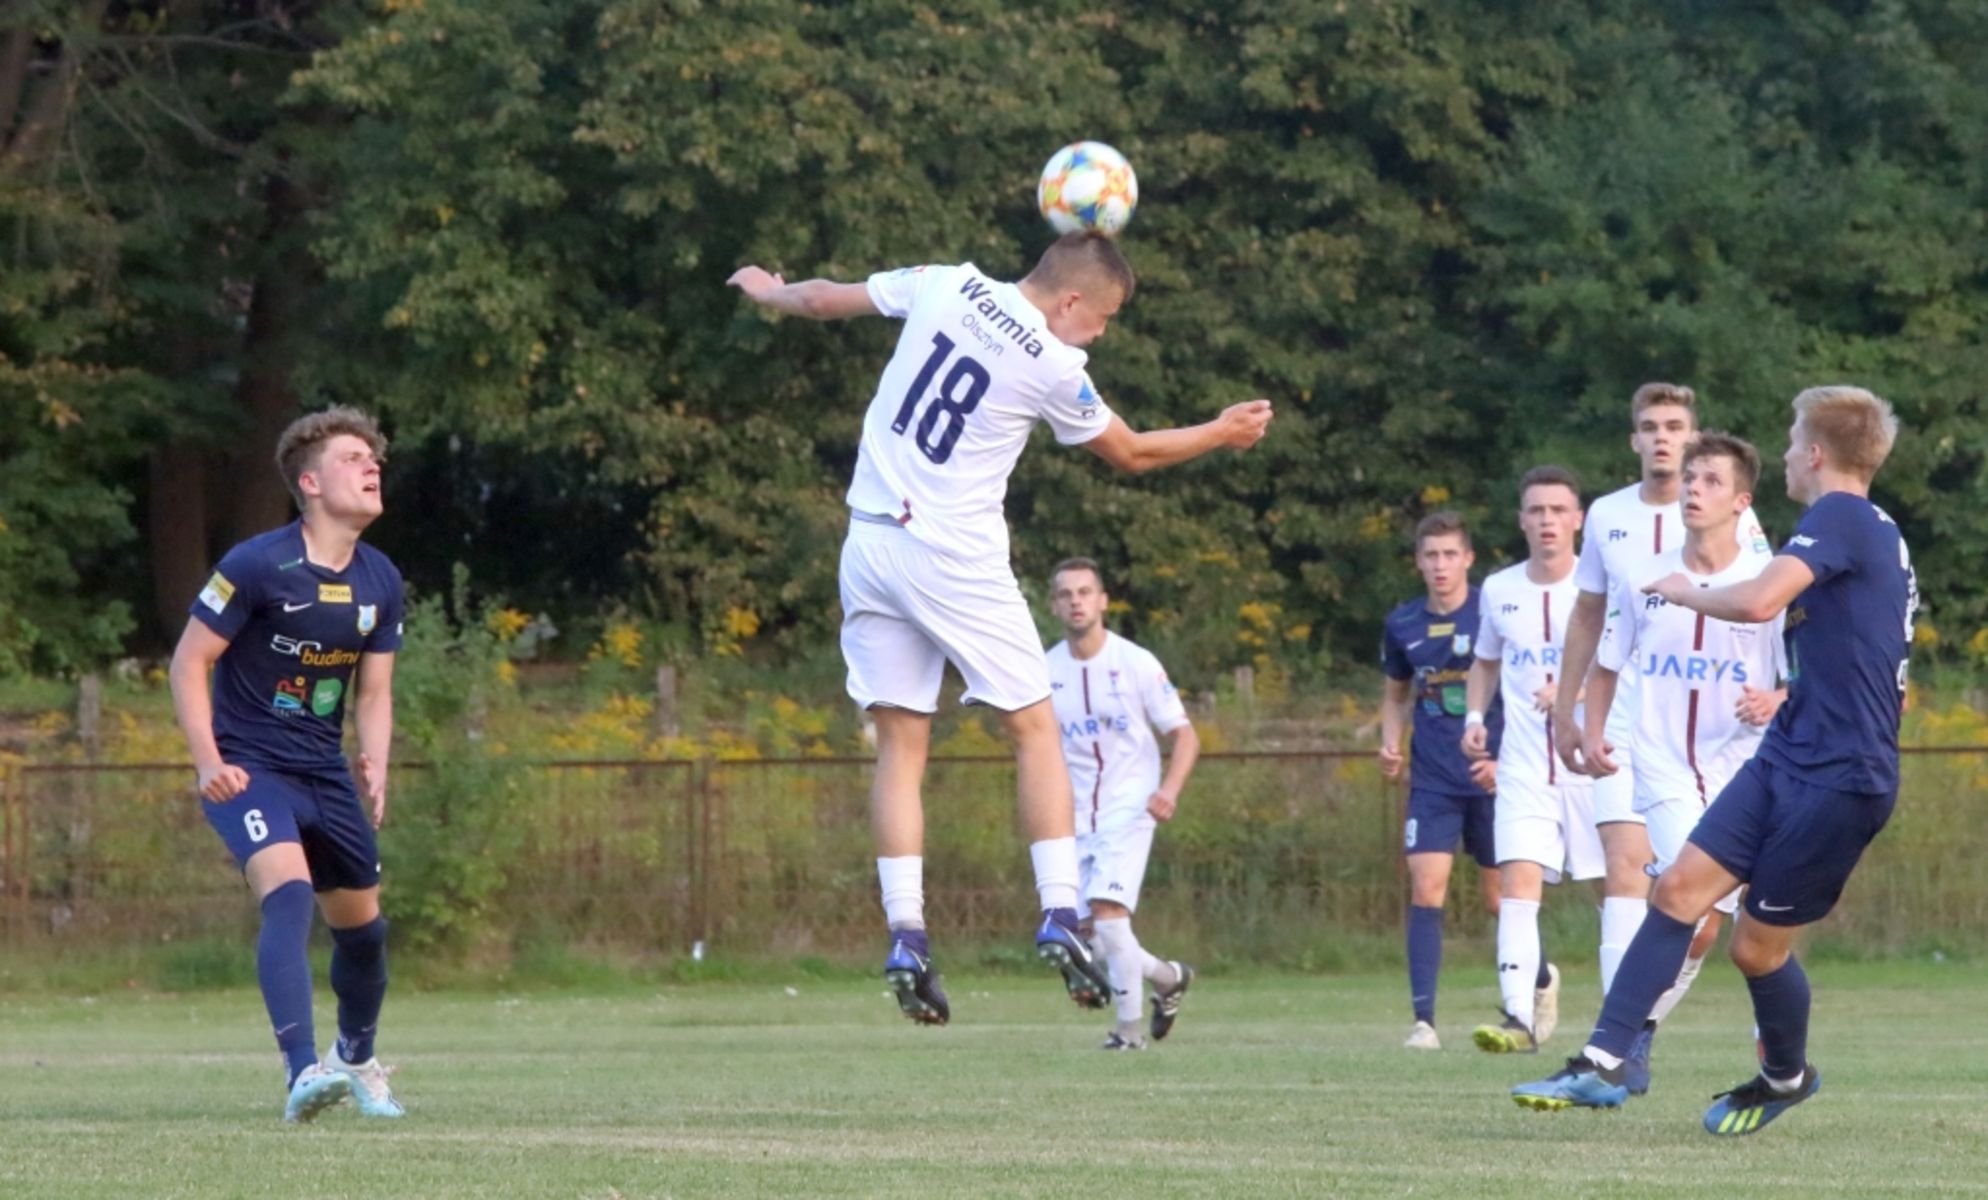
[3,749,1985,959]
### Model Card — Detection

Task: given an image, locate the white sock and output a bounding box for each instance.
[1143,956,1179,993]
[1029,838,1080,911]
[877,856,924,928]
[1497,898,1541,1030]
[1092,917,1149,1024]
[1582,1043,1624,1070]
[1648,918,1711,1025]
[1599,896,1649,995]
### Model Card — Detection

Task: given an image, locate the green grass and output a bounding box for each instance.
[2,964,1985,1198]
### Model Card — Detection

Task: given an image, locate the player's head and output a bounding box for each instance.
[1022,233,1134,348]
[1049,556,1109,637]
[1517,465,1582,561]
[1680,431,1759,535]
[277,406,387,523]
[1786,385,1898,502]
[1629,382,1698,482]
[1413,512,1474,598]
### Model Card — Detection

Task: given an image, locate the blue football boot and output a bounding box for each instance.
[883,934,950,1025]
[1511,1055,1632,1112]
[326,1051,406,1118]
[282,1062,351,1124]
[1035,911,1111,1009]
[1622,1022,1655,1096]
[1703,1064,1821,1136]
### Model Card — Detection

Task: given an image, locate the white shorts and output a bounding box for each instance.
[1643,793,1742,916]
[1076,822,1156,915]
[838,517,1050,713]
[1591,748,1646,826]
[1495,776,1605,884]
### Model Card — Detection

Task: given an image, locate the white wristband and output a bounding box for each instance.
[1464,710,1486,728]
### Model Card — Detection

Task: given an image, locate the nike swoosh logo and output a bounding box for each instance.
[1757,902,1794,912]
[1406,639,1425,650]
[274,1023,299,1037]
[282,601,313,612]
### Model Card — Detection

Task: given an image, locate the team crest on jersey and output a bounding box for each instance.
[1451,632,1471,657]
[357,605,378,634]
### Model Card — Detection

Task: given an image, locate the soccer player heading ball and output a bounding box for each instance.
[727,233,1271,1024]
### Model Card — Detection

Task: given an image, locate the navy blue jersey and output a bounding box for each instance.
[1381,589,1503,795]
[1758,492,1915,794]
[190,522,405,777]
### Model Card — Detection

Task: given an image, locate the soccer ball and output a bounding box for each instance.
[1037,141,1138,237]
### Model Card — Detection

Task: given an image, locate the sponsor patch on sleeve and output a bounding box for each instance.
[198,572,234,615]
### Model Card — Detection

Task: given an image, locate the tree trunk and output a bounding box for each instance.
[148,441,211,636]
[221,171,311,545]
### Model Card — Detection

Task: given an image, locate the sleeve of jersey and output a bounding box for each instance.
[1595,579,1636,673]
[1379,622,1412,681]
[367,564,407,655]
[1473,594,1504,662]
[1574,504,1609,593]
[864,264,944,320]
[1041,368,1113,446]
[1778,499,1861,586]
[1138,651,1192,735]
[188,546,262,642]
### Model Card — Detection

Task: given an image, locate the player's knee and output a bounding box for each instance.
[331,916,389,963]
[1728,929,1786,977]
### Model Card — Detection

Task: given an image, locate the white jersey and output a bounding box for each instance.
[1598,549,1786,807]
[1577,483,1773,744]
[848,263,1114,562]
[1047,632,1191,834]
[1475,562,1584,790]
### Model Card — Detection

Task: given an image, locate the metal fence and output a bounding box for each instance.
[3,749,1985,959]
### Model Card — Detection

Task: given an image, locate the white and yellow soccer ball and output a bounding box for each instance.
[1037,141,1138,237]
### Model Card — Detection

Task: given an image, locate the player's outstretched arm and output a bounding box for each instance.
[1082,402,1272,474]
[726,266,881,320]
[168,619,250,803]
[1644,556,1815,623]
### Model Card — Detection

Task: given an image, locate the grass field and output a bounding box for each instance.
[3,962,1985,1198]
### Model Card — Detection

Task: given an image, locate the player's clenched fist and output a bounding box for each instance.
[196,762,251,803]
[1219,399,1273,449]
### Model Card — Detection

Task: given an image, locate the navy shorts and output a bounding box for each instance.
[201,766,380,892]
[1687,757,1895,927]
[1404,788,1497,868]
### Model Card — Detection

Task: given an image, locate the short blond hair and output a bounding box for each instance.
[1792,386,1897,480]
[1631,382,1697,423]
[275,406,387,510]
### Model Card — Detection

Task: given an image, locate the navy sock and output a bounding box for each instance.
[1407,905,1443,1024]
[256,880,318,1085]
[891,925,930,961]
[1746,956,1811,1081]
[1536,958,1553,990]
[1588,907,1695,1061]
[330,917,389,1064]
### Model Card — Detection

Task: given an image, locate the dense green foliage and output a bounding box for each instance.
[5,1,1987,682]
